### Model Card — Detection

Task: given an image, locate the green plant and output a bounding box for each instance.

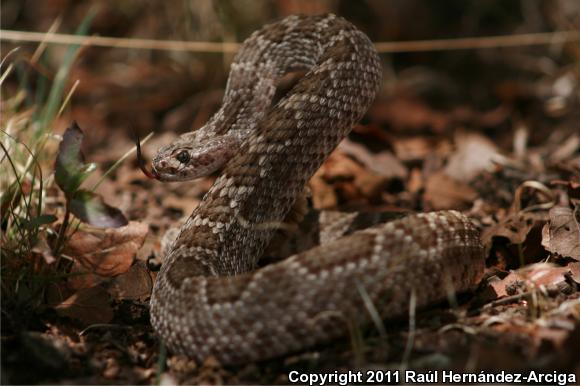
[0,11,130,316]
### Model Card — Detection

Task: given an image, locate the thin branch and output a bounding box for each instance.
[0,30,240,53]
[1,29,579,54]
[374,30,580,52]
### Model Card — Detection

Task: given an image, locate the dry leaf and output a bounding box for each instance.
[549,133,579,163]
[445,131,499,182]
[486,262,580,299]
[67,260,107,290]
[108,261,154,301]
[310,151,359,209]
[64,221,149,277]
[311,150,392,208]
[518,262,580,289]
[31,237,56,264]
[481,211,545,246]
[355,172,389,198]
[392,136,438,162]
[407,168,423,194]
[54,285,113,325]
[487,274,513,299]
[338,139,407,179]
[310,174,337,209]
[568,264,580,285]
[541,204,580,260]
[423,171,477,210]
[319,151,365,179]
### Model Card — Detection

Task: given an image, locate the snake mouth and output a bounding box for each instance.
[134,131,160,180]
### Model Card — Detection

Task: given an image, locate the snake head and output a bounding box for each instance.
[151,133,238,182]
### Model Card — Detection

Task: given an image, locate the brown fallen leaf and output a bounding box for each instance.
[518,262,580,288]
[485,262,580,299]
[392,136,442,162]
[354,172,389,198]
[445,131,499,182]
[423,171,477,210]
[67,260,106,291]
[542,204,580,260]
[54,285,113,325]
[549,133,579,164]
[64,221,149,277]
[311,150,390,209]
[481,211,545,247]
[310,174,337,209]
[31,236,56,265]
[338,139,407,179]
[108,261,154,301]
[407,167,423,194]
[482,181,555,251]
[319,150,364,180]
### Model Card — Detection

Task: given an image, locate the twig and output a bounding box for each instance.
[0,30,240,53]
[374,30,580,52]
[1,29,579,54]
[482,291,532,310]
[79,323,131,335]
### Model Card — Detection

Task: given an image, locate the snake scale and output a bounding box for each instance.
[148,14,485,365]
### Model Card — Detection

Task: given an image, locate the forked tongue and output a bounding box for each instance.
[134,131,160,180]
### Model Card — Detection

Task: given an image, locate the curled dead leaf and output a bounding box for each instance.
[319,150,366,180]
[108,261,154,301]
[445,131,499,182]
[484,262,580,300]
[541,204,580,260]
[64,221,149,277]
[392,136,443,162]
[31,236,56,264]
[338,139,407,179]
[481,211,545,247]
[310,174,337,209]
[424,171,477,210]
[310,150,393,209]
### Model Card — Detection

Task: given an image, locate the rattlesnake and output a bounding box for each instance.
[147,14,485,365]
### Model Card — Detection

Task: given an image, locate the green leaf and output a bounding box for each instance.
[22,214,58,230]
[69,190,128,228]
[54,122,96,195]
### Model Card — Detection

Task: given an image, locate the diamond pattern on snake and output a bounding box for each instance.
[147,14,485,365]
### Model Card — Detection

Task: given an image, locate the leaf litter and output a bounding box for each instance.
[2,2,580,384]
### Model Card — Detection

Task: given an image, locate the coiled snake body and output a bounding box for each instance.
[149,14,485,365]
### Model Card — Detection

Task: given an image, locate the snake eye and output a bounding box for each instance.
[175,150,190,164]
